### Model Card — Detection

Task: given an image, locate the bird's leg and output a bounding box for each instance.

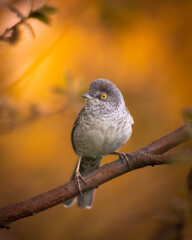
[111,151,131,169]
[75,157,87,196]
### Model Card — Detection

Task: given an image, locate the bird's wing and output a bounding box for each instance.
[71,107,85,153]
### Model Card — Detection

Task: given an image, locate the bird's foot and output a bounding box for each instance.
[112,152,132,169]
[75,171,87,197]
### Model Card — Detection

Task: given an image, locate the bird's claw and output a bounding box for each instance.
[112,152,131,169]
[119,153,131,168]
[75,171,87,197]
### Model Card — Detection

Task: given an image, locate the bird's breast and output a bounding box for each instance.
[73,110,133,158]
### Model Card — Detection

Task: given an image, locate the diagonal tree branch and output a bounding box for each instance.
[0,122,191,229]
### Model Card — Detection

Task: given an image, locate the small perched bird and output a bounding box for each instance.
[64,79,134,209]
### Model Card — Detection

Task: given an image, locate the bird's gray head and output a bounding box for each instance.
[82,79,125,114]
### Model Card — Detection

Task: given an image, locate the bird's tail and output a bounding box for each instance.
[63,156,101,209]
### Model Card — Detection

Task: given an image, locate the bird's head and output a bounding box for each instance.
[82,79,125,114]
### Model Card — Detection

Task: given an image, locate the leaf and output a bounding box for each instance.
[39,5,56,15]
[29,12,50,24]
[0,26,20,45]
[28,5,56,25]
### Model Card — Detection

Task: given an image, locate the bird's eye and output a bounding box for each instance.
[101,93,107,99]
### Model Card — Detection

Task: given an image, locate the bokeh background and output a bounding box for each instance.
[0,0,192,239]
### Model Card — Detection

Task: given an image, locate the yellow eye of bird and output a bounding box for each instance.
[101,93,107,99]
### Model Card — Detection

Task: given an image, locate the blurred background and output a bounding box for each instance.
[0,0,192,239]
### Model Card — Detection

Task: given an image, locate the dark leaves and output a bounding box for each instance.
[29,5,56,24]
[0,25,20,45]
[0,4,56,45]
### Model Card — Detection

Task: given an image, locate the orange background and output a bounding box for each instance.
[0,0,192,239]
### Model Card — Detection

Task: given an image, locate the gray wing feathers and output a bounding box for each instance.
[71,107,85,154]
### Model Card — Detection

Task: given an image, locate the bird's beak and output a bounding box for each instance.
[82,93,93,100]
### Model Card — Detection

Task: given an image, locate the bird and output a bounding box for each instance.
[64,79,134,209]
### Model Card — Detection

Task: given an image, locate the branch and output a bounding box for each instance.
[0,122,191,229]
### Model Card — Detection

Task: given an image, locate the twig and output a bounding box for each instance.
[0,122,191,229]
